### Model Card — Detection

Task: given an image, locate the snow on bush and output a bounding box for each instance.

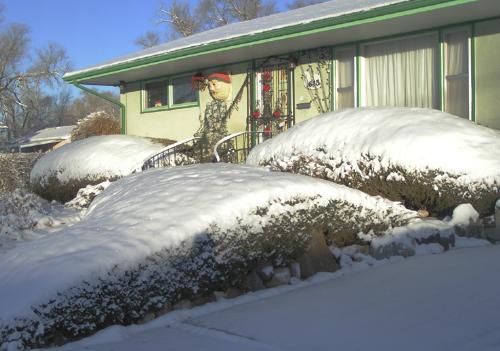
[0,190,80,253]
[65,180,111,210]
[30,135,164,202]
[0,164,415,350]
[247,107,500,217]
[70,111,120,142]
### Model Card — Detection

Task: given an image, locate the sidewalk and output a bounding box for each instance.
[52,245,500,351]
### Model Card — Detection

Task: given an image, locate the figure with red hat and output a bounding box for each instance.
[195,72,233,156]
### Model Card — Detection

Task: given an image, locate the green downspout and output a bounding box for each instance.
[70,81,126,134]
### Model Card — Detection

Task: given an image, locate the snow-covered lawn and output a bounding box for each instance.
[247,107,500,216]
[48,243,499,351]
[0,163,417,349]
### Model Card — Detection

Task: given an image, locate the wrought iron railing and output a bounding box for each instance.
[213,131,271,164]
[141,137,208,171]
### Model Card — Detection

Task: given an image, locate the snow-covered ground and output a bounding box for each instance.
[47,243,499,351]
[0,164,414,325]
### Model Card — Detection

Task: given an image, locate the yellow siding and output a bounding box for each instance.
[122,62,251,141]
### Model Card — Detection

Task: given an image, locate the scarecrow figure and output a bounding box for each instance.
[195,72,232,156]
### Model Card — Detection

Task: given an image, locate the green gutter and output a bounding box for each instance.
[63,0,478,84]
[70,81,126,134]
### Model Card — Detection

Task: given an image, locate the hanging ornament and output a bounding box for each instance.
[252,110,261,119]
[191,72,206,91]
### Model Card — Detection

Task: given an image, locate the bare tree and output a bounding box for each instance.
[69,90,120,123]
[135,30,162,49]
[0,12,71,137]
[136,0,277,45]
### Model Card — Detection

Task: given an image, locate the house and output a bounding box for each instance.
[16,125,75,153]
[63,0,500,158]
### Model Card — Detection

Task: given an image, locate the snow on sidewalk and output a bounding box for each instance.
[49,245,500,351]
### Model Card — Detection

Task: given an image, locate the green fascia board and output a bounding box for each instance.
[64,0,477,84]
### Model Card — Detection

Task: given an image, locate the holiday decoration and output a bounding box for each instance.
[191,72,206,91]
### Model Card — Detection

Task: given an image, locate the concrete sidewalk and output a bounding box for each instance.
[53,246,500,351]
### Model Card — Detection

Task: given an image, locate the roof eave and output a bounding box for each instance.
[62,0,480,85]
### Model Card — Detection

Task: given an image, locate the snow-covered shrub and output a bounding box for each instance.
[247,107,500,217]
[0,152,42,194]
[0,190,81,253]
[30,135,164,202]
[70,111,120,142]
[0,164,415,349]
[65,181,111,210]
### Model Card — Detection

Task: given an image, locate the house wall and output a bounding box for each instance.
[122,17,500,139]
[121,62,250,141]
[122,81,200,141]
[475,18,500,129]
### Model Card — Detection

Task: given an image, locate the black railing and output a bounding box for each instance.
[213,131,270,164]
[141,137,209,171]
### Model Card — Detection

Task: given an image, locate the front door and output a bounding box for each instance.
[249,58,295,142]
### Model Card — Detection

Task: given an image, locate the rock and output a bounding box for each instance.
[225,287,244,299]
[172,299,192,310]
[192,294,216,306]
[370,240,416,260]
[265,267,291,288]
[341,244,369,257]
[213,291,226,300]
[298,226,340,279]
[415,233,455,251]
[155,302,172,317]
[138,312,155,324]
[485,227,500,242]
[245,269,266,292]
[452,203,485,239]
[289,262,301,279]
[255,261,274,281]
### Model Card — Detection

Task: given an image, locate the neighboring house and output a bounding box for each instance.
[17,126,75,153]
[62,0,500,151]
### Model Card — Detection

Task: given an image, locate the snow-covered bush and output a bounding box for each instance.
[0,153,41,194]
[65,181,111,210]
[0,190,81,253]
[247,108,500,217]
[30,135,164,202]
[0,164,415,349]
[70,111,120,142]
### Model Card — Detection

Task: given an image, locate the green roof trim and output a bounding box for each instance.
[64,0,477,84]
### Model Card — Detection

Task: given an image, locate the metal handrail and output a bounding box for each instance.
[141,136,202,171]
[213,131,268,164]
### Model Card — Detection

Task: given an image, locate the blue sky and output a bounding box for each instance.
[3,0,165,72]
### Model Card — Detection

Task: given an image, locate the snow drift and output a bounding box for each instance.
[0,164,414,349]
[30,135,164,202]
[247,107,500,216]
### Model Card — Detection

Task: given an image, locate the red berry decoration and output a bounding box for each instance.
[263,127,272,136]
[262,84,271,92]
[262,71,272,81]
[273,110,281,118]
[252,110,261,119]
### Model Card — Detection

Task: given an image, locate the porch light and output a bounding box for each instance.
[119,81,126,94]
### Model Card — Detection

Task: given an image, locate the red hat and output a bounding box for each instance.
[207,72,231,83]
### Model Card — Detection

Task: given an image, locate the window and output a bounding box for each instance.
[335,47,356,109]
[444,28,470,119]
[145,80,168,108]
[171,76,197,105]
[362,33,439,109]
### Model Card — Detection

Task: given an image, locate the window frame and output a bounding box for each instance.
[441,25,472,120]
[141,74,199,113]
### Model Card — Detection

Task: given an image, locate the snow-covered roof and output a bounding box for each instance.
[64,0,499,86]
[65,0,404,78]
[19,126,75,149]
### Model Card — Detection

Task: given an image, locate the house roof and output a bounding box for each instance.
[63,0,500,86]
[18,126,75,149]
